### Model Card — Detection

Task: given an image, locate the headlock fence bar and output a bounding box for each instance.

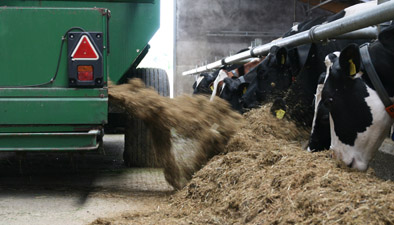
[182,0,394,76]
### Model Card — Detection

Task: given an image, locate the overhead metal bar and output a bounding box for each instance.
[182,1,394,76]
[334,26,379,39]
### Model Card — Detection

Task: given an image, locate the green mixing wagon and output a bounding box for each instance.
[0,0,168,166]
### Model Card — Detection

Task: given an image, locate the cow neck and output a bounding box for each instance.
[360,43,394,118]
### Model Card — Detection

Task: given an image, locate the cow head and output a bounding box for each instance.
[321,43,393,171]
[256,46,292,101]
[193,72,215,95]
[221,59,265,112]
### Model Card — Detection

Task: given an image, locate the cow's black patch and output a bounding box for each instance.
[378,25,394,52]
[256,47,292,102]
[327,53,338,64]
[309,99,331,150]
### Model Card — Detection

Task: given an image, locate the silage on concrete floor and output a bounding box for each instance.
[108,79,242,189]
[92,89,394,225]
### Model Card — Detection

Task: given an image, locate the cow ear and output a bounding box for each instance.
[378,24,394,51]
[339,44,360,77]
[276,47,287,66]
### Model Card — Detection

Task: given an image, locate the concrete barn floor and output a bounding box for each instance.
[0,135,173,225]
[370,138,394,181]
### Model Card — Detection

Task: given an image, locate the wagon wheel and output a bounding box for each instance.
[123,68,170,167]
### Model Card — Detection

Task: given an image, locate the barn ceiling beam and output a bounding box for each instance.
[182,1,393,76]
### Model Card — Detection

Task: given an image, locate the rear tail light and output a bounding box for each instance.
[77,65,94,81]
[68,32,103,87]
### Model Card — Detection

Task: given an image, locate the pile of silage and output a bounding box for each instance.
[108,79,243,189]
[169,105,394,224]
[91,103,393,225]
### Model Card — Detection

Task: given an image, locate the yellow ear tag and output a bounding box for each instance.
[275,109,286,119]
[210,85,214,91]
[243,86,247,94]
[348,59,356,76]
[281,55,286,65]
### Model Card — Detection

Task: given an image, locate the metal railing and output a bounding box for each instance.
[182,0,394,76]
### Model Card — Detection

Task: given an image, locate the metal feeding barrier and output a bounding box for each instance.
[182,0,394,76]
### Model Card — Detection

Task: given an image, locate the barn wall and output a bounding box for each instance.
[175,0,332,96]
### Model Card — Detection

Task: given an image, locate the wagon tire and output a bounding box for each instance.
[123,68,170,167]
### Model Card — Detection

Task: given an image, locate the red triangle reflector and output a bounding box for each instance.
[71,35,99,60]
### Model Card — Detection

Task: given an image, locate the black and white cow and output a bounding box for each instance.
[311,24,394,170]
[304,2,385,152]
[192,72,216,95]
[210,58,263,103]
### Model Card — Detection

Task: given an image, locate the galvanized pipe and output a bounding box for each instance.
[334,26,378,39]
[231,58,259,65]
[183,1,394,76]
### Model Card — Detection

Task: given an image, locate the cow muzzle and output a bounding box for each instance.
[331,149,368,171]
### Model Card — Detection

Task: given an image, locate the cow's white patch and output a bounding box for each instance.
[290,24,298,33]
[351,71,363,79]
[210,70,228,101]
[324,52,339,83]
[329,84,394,171]
[195,75,205,88]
